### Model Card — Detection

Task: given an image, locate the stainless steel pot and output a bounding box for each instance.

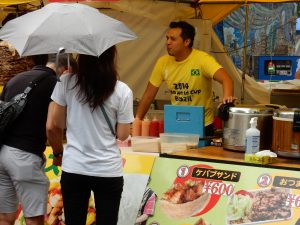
[272,108,300,158]
[223,106,274,151]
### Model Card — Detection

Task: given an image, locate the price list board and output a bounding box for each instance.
[146,157,300,225]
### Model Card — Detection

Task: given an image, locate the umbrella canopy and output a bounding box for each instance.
[0,2,137,57]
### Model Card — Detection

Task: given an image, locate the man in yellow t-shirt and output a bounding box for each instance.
[135,21,235,136]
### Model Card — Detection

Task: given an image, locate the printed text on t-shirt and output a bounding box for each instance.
[171,82,202,102]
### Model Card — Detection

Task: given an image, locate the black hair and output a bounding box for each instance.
[32,54,48,66]
[169,21,195,48]
[75,46,118,110]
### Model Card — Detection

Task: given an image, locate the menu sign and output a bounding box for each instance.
[146,157,300,225]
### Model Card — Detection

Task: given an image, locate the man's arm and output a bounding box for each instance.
[213,68,235,103]
[46,101,66,166]
[135,82,159,120]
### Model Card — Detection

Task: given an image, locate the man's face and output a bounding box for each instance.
[166,28,190,57]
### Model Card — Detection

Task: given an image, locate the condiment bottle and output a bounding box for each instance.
[213,116,222,130]
[132,118,142,136]
[141,117,151,136]
[158,119,164,134]
[245,117,260,155]
[149,117,159,137]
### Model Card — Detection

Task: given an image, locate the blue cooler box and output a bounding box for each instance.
[164,105,205,147]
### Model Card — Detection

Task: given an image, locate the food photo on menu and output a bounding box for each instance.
[226,187,292,225]
[159,179,211,220]
[193,218,212,225]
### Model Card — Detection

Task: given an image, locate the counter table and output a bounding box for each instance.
[165,146,300,170]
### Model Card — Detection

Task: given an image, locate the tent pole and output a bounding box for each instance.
[241,3,249,104]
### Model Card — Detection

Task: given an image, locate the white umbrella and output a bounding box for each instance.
[0,3,137,57]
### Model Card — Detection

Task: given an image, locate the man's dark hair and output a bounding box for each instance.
[32,54,48,66]
[169,21,195,48]
[75,46,118,110]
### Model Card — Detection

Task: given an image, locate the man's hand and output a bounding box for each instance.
[222,96,238,104]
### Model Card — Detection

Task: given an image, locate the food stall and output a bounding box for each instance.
[127,104,300,225]
[0,1,299,225]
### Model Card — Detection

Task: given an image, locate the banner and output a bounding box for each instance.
[146,157,300,225]
[14,147,156,225]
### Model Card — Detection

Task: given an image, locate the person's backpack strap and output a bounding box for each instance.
[22,73,50,96]
[0,73,51,142]
[100,104,116,136]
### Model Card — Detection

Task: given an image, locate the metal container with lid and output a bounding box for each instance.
[272,108,300,158]
[223,106,274,151]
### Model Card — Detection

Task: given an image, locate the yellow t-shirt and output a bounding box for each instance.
[149,49,222,126]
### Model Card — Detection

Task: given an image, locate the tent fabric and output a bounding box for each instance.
[0,0,38,7]
[210,31,270,104]
[197,0,299,24]
[197,4,241,24]
[199,0,298,2]
[1,0,298,23]
[0,0,40,25]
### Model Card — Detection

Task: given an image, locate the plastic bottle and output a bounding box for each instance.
[149,117,159,137]
[213,116,223,130]
[245,117,260,155]
[132,118,142,136]
[141,117,151,136]
[158,119,164,134]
